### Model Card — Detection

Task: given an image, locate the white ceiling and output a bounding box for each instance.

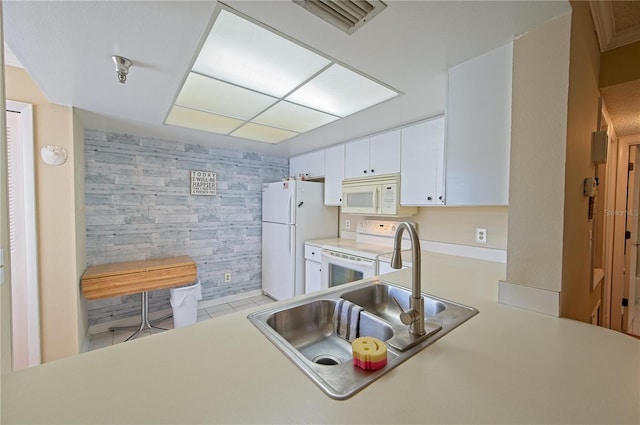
[3,1,571,157]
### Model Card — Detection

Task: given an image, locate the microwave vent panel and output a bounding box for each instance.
[293,0,387,35]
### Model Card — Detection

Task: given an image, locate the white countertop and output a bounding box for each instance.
[3,253,639,424]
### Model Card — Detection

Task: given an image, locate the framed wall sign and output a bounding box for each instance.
[190,170,216,196]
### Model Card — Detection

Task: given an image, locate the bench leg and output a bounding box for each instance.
[109,291,171,341]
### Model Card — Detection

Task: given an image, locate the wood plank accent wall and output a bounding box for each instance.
[84,130,288,326]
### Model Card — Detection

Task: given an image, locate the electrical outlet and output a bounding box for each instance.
[224,272,231,282]
[475,228,487,244]
[345,219,351,230]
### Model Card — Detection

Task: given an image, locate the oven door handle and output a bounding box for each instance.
[321,252,376,268]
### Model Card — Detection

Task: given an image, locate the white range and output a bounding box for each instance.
[305,220,412,293]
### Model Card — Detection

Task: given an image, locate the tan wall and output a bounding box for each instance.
[341,206,508,250]
[560,1,602,322]
[5,65,84,362]
[599,41,640,88]
[506,12,571,292]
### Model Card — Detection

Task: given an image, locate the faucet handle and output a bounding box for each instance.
[391,296,418,325]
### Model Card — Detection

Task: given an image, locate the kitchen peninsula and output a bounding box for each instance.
[3,253,639,424]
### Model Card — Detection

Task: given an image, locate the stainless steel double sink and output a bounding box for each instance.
[248,279,478,399]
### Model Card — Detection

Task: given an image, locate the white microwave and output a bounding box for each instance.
[341,174,417,216]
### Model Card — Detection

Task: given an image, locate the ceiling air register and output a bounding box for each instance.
[293,0,387,35]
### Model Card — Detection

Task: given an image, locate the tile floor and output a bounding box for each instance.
[87,294,274,352]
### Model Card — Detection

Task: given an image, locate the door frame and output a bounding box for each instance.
[611,134,640,332]
[6,100,40,369]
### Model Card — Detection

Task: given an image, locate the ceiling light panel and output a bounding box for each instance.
[252,101,339,133]
[286,64,398,117]
[176,72,277,120]
[166,106,244,134]
[193,9,331,98]
[231,122,299,144]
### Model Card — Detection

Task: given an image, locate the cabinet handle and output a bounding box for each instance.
[363,170,367,174]
[438,196,443,200]
[427,196,432,201]
[371,169,375,173]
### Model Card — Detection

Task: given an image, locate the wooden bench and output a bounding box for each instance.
[81,256,197,340]
[81,256,197,300]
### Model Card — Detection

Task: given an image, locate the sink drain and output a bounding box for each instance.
[312,354,342,366]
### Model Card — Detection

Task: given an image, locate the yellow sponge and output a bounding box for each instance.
[352,336,387,370]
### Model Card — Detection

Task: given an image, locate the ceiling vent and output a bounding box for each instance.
[293,0,387,35]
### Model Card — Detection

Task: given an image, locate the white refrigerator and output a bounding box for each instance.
[262,180,338,300]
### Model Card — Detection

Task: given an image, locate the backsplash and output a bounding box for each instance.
[84,130,288,326]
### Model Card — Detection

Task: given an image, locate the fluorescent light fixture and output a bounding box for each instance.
[166,106,244,134]
[193,10,330,98]
[176,73,278,120]
[231,122,299,144]
[286,64,398,117]
[166,6,399,144]
[253,101,339,133]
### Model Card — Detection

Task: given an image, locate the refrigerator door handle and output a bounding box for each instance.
[287,193,293,224]
[289,226,294,255]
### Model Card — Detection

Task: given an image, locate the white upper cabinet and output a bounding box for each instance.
[401,116,445,206]
[289,149,325,179]
[344,138,370,179]
[344,129,401,179]
[445,42,512,206]
[324,144,345,206]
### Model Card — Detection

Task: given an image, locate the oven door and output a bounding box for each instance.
[321,249,376,289]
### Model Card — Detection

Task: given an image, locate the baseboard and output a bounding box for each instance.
[87,289,265,336]
[498,280,560,316]
[422,240,507,263]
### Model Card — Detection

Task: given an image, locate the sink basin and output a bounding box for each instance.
[248,279,478,399]
[265,299,393,365]
[340,283,446,325]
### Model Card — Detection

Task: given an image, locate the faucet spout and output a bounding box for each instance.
[390,222,425,337]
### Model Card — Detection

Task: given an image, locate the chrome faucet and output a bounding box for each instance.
[390,222,426,338]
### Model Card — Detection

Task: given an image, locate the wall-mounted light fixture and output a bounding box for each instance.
[112,55,132,84]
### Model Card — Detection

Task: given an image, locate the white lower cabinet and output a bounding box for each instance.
[400,116,445,206]
[304,244,322,294]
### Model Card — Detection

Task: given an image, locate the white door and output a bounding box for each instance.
[262,181,295,224]
[6,102,40,370]
[262,222,294,300]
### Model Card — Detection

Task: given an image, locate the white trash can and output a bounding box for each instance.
[170,280,202,328]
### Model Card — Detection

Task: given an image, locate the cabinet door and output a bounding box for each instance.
[446,42,512,205]
[324,145,345,206]
[369,129,401,176]
[290,150,325,179]
[401,117,445,206]
[344,138,370,179]
[305,260,322,294]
